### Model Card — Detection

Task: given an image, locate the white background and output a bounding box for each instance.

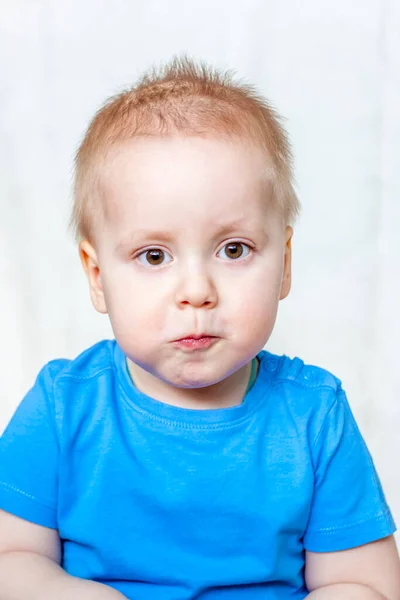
[1,0,399,533]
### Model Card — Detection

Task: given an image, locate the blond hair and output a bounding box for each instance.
[70,57,300,241]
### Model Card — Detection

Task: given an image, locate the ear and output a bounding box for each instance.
[79,240,108,314]
[280,226,293,301]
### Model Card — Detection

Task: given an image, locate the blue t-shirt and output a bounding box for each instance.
[0,341,395,599]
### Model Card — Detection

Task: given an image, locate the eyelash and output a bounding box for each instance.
[135,242,253,267]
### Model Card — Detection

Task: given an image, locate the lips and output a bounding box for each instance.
[172,335,218,350]
[176,334,214,341]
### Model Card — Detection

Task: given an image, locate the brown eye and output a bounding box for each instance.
[225,243,243,259]
[219,242,250,261]
[137,248,172,266]
[146,249,165,265]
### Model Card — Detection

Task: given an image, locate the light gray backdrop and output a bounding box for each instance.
[1,0,399,533]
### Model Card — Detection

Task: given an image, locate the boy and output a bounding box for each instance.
[0,58,399,600]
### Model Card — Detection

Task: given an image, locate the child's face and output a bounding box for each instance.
[81,136,292,390]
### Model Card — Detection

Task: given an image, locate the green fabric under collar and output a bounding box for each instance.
[245,357,258,394]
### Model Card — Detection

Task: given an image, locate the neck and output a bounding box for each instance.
[127,359,257,410]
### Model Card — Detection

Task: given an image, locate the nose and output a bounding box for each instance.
[175,267,218,309]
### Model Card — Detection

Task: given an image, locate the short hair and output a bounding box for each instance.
[70,57,300,242]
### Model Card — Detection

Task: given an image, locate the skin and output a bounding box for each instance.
[80,135,292,410]
[9,135,393,600]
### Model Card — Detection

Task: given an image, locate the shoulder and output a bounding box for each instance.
[29,340,120,438]
[40,339,117,387]
[30,340,118,416]
[259,350,341,392]
[257,351,345,434]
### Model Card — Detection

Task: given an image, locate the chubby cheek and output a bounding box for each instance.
[231,294,278,346]
[227,269,282,345]
[102,273,166,346]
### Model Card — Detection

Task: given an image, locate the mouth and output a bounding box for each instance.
[171,335,219,351]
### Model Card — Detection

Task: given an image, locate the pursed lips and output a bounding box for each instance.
[173,334,217,341]
[171,334,219,350]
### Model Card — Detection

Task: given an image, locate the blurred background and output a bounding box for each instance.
[1,0,399,532]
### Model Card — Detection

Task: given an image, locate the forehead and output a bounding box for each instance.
[99,136,275,233]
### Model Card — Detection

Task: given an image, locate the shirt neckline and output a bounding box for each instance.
[113,342,278,427]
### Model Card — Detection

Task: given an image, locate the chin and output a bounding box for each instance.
[161,372,215,389]
[179,378,220,390]
[171,366,232,390]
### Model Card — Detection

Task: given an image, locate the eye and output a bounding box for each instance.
[218,242,251,261]
[136,248,172,267]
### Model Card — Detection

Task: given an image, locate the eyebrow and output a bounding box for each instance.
[211,220,252,237]
[115,220,262,253]
[115,230,175,253]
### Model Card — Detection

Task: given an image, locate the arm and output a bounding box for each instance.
[0,510,127,600]
[306,584,386,599]
[305,536,400,600]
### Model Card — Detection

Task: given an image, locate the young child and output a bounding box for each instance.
[0,59,399,600]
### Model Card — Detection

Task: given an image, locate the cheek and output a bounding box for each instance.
[102,269,165,329]
[228,263,282,308]
[109,294,163,329]
[231,294,278,333]
[104,268,172,344]
[225,266,282,327]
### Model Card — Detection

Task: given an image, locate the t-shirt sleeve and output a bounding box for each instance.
[0,363,60,529]
[303,386,396,552]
